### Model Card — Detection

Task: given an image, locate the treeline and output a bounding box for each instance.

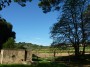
[3,40,49,50]
[14,42,49,50]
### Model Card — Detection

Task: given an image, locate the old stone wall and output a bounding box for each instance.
[0,49,32,64]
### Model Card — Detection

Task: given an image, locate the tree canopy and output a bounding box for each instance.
[3,37,15,49]
[50,0,90,56]
[38,0,62,13]
[0,18,15,49]
[0,0,32,10]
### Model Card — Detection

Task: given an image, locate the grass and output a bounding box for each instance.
[1,54,90,67]
[0,64,30,67]
[54,54,90,67]
[0,62,68,67]
[1,46,90,67]
[36,62,68,67]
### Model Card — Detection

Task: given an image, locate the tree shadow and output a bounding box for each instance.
[31,62,68,67]
[54,54,90,67]
[32,54,41,61]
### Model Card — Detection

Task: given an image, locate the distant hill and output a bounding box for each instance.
[14,42,49,50]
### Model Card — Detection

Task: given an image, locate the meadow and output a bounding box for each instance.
[0,46,90,67]
[0,62,68,67]
[31,46,90,67]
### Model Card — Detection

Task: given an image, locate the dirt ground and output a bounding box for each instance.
[33,53,74,58]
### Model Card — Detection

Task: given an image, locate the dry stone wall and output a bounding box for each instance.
[0,49,32,64]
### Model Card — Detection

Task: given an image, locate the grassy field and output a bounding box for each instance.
[31,46,90,67]
[32,46,90,53]
[0,62,68,67]
[1,46,90,67]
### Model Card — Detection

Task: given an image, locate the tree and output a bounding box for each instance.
[39,0,90,55]
[0,0,32,10]
[50,0,90,56]
[3,37,15,49]
[0,18,16,49]
[38,0,62,13]
[50,42,69,58]
[82,4,90,54]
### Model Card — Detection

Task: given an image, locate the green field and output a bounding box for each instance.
[32,46,90,53]
[0,62,68,67]
[1,46,90,67]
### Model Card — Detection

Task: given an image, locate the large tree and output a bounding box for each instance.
[50,0,90,56]
[0,18,15,49]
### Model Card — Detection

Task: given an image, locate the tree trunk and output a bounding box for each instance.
[0,42,2,49]
[74,45,80,57]
[82,44,85,55]
[54,51,56,58]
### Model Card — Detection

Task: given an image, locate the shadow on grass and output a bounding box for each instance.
[0,64,30,67]
[54,54,90,67]
[33,62,68,67]
[1,54,90,67]
[0,62,68,67]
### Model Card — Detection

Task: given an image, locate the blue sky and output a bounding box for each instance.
[0,0,59,46]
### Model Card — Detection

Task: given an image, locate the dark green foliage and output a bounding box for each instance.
[14,0,18,2]
[32,54,41,61]
[3,37,15,49]
[38,0,62,13]
[0,62,68,67]
[14,42,48,49]
[0,18,15,49]
[35,62,68,67]
[0,6,2,10]
[15,44,26,49]
[0,0,32,10]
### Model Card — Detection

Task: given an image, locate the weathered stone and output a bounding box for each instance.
[0,49,32,64]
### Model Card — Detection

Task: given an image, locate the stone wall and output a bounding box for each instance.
[0,49,32,64]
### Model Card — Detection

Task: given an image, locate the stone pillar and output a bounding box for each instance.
[1,50,4,64]
[26,50,32,62]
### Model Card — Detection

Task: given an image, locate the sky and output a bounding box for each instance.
[0,0,59,46]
